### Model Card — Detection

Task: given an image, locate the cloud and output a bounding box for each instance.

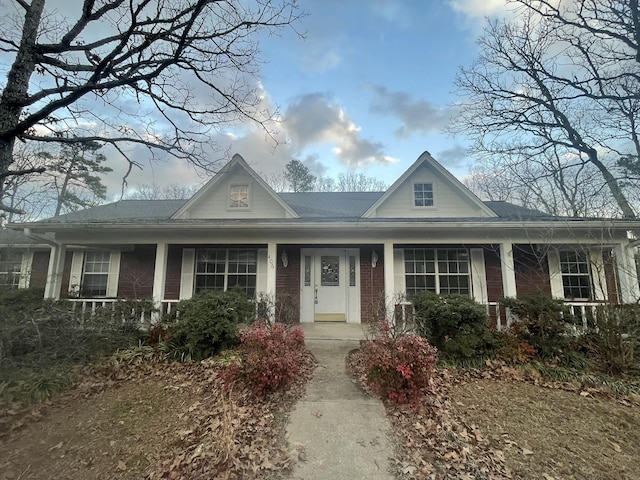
[447,0,510,19]
[435,144,469,169]
[369,86,459,138]
[369,0,413,26]
[284,93,397,167]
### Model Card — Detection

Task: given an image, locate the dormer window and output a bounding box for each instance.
[413,183,434,207]
[229,184,249,208]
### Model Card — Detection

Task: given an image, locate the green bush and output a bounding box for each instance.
[413,292,497,360]
[578,304,640,375]
[168,290,255,361]
[0,287,46,317]
[0,296,147,405]
[500,294,575,359]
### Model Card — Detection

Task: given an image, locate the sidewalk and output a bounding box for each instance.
[286,324,395,479]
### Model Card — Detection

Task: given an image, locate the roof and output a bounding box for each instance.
[19,195,557,224]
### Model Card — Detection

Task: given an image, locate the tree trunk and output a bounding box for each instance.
[0,0,46,207]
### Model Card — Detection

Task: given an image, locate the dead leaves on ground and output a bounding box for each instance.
[1,350,316,480]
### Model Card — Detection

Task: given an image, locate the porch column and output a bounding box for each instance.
[266,242,277,317]
[499,242,517,299]
[44,243,66,300]
[152,242,168,321]
[383,241,395,308]
[614,243,640,303]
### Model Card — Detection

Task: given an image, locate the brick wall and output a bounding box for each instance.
[118,245,156,299]
[276,246,300,323]
[29,250,50,289]
[360,245,385,324]
[484,246,503,302]
[603,249,619,304]
[513,245,551,297]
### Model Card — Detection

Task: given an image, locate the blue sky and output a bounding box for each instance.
[5,1,516,195]
[105,0,516,194]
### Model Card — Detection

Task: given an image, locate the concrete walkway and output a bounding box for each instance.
[286,323,395,480]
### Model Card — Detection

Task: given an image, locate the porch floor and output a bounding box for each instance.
[299,322,368,341]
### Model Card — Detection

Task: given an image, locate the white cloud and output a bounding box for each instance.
[284,93,397,167]
[447,0,510,18]
[369,86,460,138]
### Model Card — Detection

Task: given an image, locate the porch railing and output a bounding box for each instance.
[67,298,180,325]
[486,300,603,331]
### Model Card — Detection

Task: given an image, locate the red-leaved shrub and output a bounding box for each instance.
[226,320,306,397]
[360,322,438,405]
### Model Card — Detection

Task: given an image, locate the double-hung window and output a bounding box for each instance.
[81,252,111,297]
[559,251,592,300]
[70,251,120,298]
[195,248,257,296]
[404,248,470,297]
[0,251,23,288]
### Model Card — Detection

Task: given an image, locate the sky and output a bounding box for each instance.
[3,0,518,197]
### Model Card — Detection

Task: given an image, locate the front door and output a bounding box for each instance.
[300,248,360,323]
[314,251,347,321]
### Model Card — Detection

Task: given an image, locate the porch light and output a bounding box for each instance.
[281,249,289,268]
[371,250,378,268]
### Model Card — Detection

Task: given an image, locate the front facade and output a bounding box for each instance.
[4,152,640,326]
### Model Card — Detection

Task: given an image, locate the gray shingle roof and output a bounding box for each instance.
[279,192,384,217]
[23,194,563,224]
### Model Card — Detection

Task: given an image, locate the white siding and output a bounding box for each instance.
[187,173,289,219]
[373,163,488,218]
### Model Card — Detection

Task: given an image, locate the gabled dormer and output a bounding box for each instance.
[362,151,497,219]
[172,154,299,219]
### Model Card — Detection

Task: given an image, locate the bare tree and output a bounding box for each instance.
[451,0,640,218]
[126,182,199,200]
[0,0,303,215]
[314,172,386,192]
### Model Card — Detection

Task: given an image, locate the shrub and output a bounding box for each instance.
[169,290,255,361]
[226,321,306,397]
[494,323,537,364]
[500,294,575,359]
[413,292,497,360]
[360,321,438,404]
[0,297,146,405]
[579,304,640,375]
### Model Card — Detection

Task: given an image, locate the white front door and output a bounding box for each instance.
[300,248,360,323]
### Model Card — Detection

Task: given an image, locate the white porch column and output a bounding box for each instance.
[614,243,640,303]
[383,241,395,308]
[499,242,517,299]
[152,242,168,321]
[44,243,66,300]
[266,242,277,317]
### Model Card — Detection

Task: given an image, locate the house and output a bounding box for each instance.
[3,151,640,326]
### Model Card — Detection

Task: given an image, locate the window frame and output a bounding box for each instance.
[228,184,250,209]
[0,251,24,289]
[194,248,258,297]
[404,248,470,297]
[412,182,435,208]
[558,250,593,300]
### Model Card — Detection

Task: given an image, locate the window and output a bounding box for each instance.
[0,251,22,288]
[404,248,470,297]
[81,252,111,297]
[559,251,592,299]
[195,248,257,296]
[229,185,249,208]
[413,183,434,207]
